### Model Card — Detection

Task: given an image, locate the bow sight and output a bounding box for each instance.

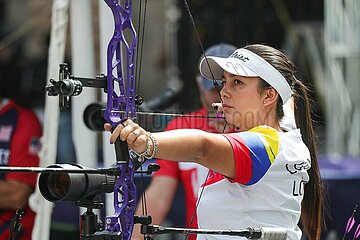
[45,63,143,111]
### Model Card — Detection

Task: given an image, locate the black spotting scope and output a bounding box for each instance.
[38,164,115,202]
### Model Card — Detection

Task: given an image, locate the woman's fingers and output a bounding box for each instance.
[104,123,112,131]
[105,119,148,154]
[212,103,224,116]
[120,120,140,141]
[212,103,222,111]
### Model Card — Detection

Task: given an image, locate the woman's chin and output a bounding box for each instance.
[224,116,234,126]
[224,117,244,130]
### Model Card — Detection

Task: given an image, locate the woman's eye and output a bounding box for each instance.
[234,79,242,85]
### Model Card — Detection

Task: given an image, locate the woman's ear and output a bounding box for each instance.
[262,87,279,106]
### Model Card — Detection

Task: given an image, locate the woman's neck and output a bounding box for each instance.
[238,109,281,132]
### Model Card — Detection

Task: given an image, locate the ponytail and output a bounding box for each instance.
[292,79,324,240]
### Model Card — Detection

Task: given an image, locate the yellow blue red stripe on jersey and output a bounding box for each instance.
[224,126,280,185]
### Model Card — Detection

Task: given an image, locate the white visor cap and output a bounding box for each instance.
[199,48,292,104]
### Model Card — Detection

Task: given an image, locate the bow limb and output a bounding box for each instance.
[102,1,137,239]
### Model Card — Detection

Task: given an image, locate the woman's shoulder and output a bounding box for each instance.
[248,125,303,145]
[232,126,307,161]
[249,125,278,136]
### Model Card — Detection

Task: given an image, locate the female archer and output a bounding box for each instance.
[105,44,324,240]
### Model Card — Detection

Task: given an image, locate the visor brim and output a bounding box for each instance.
[199,56,259,80]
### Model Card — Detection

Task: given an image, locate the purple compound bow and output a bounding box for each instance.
[101,1,138,240]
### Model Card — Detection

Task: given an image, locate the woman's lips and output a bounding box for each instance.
[222,103,232,110]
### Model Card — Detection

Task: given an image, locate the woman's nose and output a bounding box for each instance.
[220,84,229,99]
[220,71,232,98]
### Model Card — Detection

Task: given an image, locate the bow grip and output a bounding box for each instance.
[115,135,142,169]
[113,133,130,164]
[115,138,130,164]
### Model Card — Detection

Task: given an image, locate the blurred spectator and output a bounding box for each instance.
[0,97,42,239]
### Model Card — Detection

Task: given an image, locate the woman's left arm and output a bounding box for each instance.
[105,120,236,179]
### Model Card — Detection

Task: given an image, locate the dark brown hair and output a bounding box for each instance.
[244,44,324,240]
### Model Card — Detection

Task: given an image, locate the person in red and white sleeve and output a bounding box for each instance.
[0,97,42,240]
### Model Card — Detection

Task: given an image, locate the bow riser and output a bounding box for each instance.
[103,1,138,240]
[105,0,137,125]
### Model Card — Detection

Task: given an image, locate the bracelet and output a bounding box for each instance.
[144,132,158,159]
[131,132,158,161]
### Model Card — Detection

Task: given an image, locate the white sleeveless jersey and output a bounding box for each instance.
[196,127,310,240]
[178,162,209,198]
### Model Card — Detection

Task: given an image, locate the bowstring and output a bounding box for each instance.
[135,0,150,229]
[182,0,228,239]
[182,0,223,103]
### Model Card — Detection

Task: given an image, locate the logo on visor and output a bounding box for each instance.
[230,52,249,62]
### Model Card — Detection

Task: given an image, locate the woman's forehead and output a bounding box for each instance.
[222,72,260,81]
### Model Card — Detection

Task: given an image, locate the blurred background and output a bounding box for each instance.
[0,0,359,239]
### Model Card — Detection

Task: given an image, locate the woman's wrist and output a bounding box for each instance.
[132,132,158,160]
[144,132,158,159]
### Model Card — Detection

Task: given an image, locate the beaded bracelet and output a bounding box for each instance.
[144,132,158,159]
[131,132,158,161]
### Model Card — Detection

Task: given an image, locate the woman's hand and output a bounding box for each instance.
[104,119,148,154]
